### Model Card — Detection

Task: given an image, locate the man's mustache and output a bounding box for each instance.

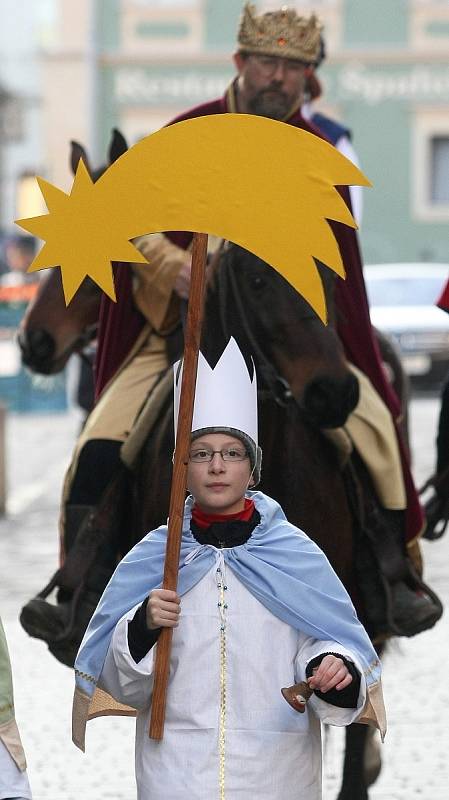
[258,84,286,98]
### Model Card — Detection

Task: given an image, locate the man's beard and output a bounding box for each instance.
[247,87,292,120]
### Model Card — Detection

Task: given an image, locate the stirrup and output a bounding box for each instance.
[387,563,443,637]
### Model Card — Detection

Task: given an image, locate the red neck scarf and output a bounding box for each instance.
[192,498,255,530]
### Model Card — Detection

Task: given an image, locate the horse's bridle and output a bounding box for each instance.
[218,244,294,407]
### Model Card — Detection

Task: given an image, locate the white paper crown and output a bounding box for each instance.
[173,337,258,445]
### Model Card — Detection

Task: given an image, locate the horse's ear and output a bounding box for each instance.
[70,141,92,177]
[109,128,128,164]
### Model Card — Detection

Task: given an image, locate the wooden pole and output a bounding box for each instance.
[149,231,208,740]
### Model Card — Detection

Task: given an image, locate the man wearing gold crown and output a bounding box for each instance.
[72,338,386,800]
[20,2,437,660]
[302,34,363,224]
[144,2,435,630]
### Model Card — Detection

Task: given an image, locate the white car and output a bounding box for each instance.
[364,263,449,384]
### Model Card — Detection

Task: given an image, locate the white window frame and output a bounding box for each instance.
[413,109,449,222]
[128,1,198,7]
[410,1,449,52]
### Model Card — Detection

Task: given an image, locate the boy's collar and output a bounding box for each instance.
[192,497,255,529]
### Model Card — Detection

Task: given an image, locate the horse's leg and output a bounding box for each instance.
[336,640,385,799]
[336,723,370,800]
[364,725,382,787]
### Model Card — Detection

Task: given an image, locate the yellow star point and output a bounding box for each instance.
[87,260,117,302]
[71,158,95,198]
[37,177,69,213]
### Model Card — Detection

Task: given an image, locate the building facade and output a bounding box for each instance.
[19,1,449,263]
[0,1,49,230]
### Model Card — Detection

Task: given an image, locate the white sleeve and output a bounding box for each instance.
[0,738,32,799]
[98,604,156,711]
[294,636,367,727]
[335,135,363,227]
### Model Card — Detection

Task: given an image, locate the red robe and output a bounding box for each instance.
[94,85,423,541]
[437,278,449,314]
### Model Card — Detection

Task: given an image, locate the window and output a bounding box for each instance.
[431,137,449,205]
[130,1,197,6]
[413,111,449,221]
[411,1,449,52]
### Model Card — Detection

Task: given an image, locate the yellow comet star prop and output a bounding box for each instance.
[16,113,370,321]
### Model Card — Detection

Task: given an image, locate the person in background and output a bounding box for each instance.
[0,618,32,800]
[1,236,37,287]
[435,278,449,479]
[422,277,449,539]
[301,34,363,225]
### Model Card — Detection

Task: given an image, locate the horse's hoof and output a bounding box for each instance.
[390,581,443,637]
[48,640,78,668]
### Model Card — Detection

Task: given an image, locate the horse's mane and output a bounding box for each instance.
[202,242,257,377]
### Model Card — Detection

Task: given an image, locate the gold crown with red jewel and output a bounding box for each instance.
[237,3,322,63]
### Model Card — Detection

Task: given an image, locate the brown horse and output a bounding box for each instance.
[126,243,377,800]
[20,237,381,798]
[132,244,359,588]
[18,271,100,375]
[17,130,128,376]
[18,138,393,798]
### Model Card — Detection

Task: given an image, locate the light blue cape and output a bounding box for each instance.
[75,491,381,697]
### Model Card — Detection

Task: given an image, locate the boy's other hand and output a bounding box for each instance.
[307,654,352,693]
[146,589,181,630]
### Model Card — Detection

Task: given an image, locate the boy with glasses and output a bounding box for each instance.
[73,339,385,800]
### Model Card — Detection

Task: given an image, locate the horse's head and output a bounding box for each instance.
[209,243,359,429]
[18,129,128,374]
[18,271,100,373]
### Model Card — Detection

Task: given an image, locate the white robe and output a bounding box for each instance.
[99,554,366,800]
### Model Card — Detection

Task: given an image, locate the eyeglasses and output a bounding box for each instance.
[189,447,249,463]
[249,54,307,76]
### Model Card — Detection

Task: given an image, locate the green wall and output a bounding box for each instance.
[97,0,120,50]
[343,0,408,47]
[321,55,449,264]
[94,1,449,265]
[203,0,242,50]
[340,99,448,264]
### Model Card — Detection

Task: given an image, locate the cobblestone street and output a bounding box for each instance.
[0,396,447,799]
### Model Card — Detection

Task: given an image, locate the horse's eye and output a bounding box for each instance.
[251,275,266,291]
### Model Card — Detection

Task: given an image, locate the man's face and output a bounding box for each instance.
[233,52,311,120]
[187,432,253,515]
[5,244,34,273]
